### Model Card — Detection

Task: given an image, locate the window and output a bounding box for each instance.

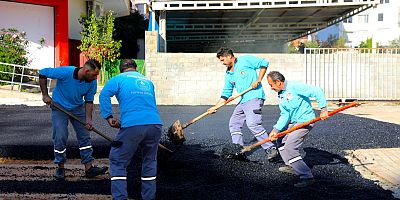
[380,0,389,3]
[378,13,384,21]
[344,17,353,23]
[358,15,369,23]
[385,0,389,3]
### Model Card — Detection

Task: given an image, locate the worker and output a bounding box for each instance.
[99,59,163,200]
[39,59,108,180]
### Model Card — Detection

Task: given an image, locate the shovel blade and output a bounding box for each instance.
[167,120,186,144]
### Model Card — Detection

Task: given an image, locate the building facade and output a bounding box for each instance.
[317,0,400,48]
[0,0,130,68]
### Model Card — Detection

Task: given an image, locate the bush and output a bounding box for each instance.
[101,59,145,85]
[0,28,29,82]
[287,42,298,54]
[79,11,122,84]
[388,37,400,48]
[359,38,372,48]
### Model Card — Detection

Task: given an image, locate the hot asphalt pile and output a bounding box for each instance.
[0,104,399,200]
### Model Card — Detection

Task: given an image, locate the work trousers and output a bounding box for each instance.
[229,98,274,149]
[51,105,94,165]
[110,124,162,200]
[278,123,314,179]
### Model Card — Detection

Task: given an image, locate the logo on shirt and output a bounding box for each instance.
[286,92,293,101]
[136,79,151,91]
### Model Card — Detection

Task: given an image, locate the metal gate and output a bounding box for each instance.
[305,48,400,100]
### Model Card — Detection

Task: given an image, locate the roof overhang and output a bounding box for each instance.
[142,0,379,52]
[103,0,131,17]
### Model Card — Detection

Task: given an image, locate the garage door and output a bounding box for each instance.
[0,1,54,69]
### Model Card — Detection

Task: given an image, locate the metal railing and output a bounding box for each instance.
[0,62,52,92]
[305,48,400,100]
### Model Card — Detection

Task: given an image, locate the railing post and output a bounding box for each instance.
[19,66,25,92]
[11,65,16,91]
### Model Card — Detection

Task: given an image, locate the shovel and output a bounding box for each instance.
[167,87,253,143]
[51,103,173,152]
[241,101,361,153]
[51,102,123,148]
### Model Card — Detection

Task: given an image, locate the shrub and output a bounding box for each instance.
[78,11,122,84]
[101,59,145,85]
[0,28,29,82]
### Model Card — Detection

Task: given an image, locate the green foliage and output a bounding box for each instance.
[287,42,298,54]
[100,59,146,85]
[287,40,320,54]
[388,37,400,48]
[304,40,319,48]
[336,37,347,48]
[78,11,122,84]
[319,35,347,48]
[359,38,372,48]
[0,28,29,82]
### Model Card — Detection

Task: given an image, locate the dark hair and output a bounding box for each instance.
[84,59,101,70]
[267,71,285,82]
[216,47,234,58]
[120,59,137,72]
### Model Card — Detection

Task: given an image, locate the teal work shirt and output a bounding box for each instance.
[221,55,268,103]
[99,71,162,128]
[273,81,327,131]
[39,66,97,110]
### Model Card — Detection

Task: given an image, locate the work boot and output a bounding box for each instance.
[265,147,279,162]
[85,166,108,178]
[294,178,316,188]
[278,166,297,175]
[54,168,65,181]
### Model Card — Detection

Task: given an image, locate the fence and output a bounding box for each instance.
[305,48,400,100]
[0,62,52,92]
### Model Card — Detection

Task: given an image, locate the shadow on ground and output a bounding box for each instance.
[303,147,349,168]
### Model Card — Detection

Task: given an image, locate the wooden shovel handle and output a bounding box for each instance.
[52,102,172,152]
[182,87,253,129]
[51,102,114,142]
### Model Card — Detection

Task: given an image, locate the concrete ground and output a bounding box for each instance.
[0,89,400,199]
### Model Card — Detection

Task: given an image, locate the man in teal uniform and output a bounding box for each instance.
[267,71,328,187]
[208,47,279,162]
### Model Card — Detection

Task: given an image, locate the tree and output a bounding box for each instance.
[320,34,337,48]
[304,40,319,48]
[78,11,122,84]
[388,37,400,48]
[359,38,372,48]
[336,37,347,48]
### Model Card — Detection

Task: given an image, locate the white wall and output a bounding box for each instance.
[68,0,86,40]
[0,1,54,69]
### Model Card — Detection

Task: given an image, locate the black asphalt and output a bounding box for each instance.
[0,104,399,199]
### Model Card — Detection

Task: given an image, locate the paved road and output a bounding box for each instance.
[1,102,399,199]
